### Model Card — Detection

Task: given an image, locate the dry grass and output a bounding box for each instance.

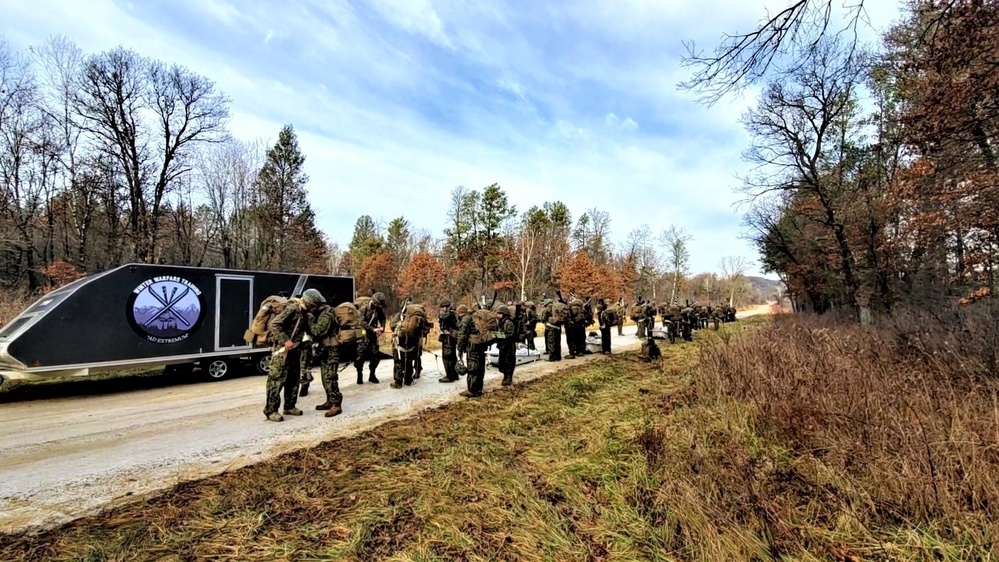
[2,312,995,560]
[694,307,999,559]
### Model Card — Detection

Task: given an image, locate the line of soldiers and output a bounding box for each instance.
[630,299,738,343]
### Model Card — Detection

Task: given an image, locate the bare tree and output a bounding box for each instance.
[75,48,229,263]
[679,0,869,103]
[720,255,751,307]
[661,225,692,305]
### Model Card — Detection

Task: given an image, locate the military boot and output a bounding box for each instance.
[299,383,310,397]
[283,408,303,416]
[439,377,457,383]
[315,401,333,411]
[266,413,284,422]
[501,374,513,386]
[368,370,380,384]
[390,381,402,389]
[459,390,482,398]
[325,405,343,418]
[356,370,364,385]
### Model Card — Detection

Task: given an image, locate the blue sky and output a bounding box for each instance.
[2,0,902,277]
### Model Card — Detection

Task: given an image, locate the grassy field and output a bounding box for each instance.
[1,315,994,561]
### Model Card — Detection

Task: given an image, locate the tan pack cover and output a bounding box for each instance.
[334,302,359,328]
[398,303,428,339]
[469,308,499,345]
[245,295,289,346]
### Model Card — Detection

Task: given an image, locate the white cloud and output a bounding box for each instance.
[0,0,906,277]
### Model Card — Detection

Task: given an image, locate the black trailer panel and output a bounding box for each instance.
[0,264,353,373]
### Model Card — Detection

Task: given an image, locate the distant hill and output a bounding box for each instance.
[747,276,784,302]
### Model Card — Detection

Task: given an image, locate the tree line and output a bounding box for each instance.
[684,0,999,316]
[0,35,763,310]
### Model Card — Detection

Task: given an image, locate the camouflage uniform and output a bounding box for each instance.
[495,308,518,386]
[541,300,562,362]
[566,298,586,359]
[457,310,485,396]
[615,302,626,336]
[634,301,648,339]
[264,300,307,420]
[598,304,616,354]
[299,338,316,396]
[438,300,460,383]
[520,302,538,351]
[390,310,425,388]
[308,304,344,415]
[353,293,386,385]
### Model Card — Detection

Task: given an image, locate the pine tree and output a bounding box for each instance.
[254,125,311,270]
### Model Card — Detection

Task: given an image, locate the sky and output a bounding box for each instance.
[1,0,904,278]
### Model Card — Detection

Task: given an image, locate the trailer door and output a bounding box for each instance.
[215,275,254,351]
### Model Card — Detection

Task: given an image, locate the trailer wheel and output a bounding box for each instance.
[255,355,272,376]
[0,373,5,387]
[203,358,233,381]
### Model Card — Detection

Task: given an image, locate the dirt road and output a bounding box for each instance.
[0,306,778,536]
[0,332,645,535]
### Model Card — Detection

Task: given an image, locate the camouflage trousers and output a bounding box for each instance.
[354,333,381,376]
[264,348,302,416]
[636,319,647,339]
[393,341,419,385]
[616,320,624,336]
[319,361,343,407]
[544,326,562,361]
[442,340,458,381]
[466,347,486,395]
[497,343,516,377]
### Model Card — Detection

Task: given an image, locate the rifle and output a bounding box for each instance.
[490,291,498,310]
[555,290,567,304]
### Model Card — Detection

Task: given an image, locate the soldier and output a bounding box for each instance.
[566,296,586,359]
[597,299,616,354]
[680,301,695,342]
[353,291,387,385]
[615,299,626,336]
[520,301,539,351]
[632,299,647,339]
[495,305,518,386]
[264,289,325,422]
[389,303,428,389]
[437,300,460,383]
[457,304,485,398]
[307,298,344,417]
[644,300,656,335]
[454,304,470,375]
[299,335,315,397]
[541,298,562,362]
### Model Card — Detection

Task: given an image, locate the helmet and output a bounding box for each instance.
[542,299,552,307]
[372,292,386,306]
[497,305,511,316]
[301,288,326,305]
[439,299,451,308]
[457,304,469,315]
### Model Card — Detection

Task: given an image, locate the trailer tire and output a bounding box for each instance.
[203,358,234,381]
[255,355,272,376]
[0,373,5,387]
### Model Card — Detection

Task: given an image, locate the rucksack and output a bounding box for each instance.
[569,300,586,323]
[354,296,373,322]
[551,301,568,324]
[398,303,428,339]
[334,302,359,328]
[245,295,297,346]
[469,308,499,345]
[630,303,644,321]
[602,308,618,326]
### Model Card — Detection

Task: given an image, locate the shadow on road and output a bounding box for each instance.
[0,366,261,404]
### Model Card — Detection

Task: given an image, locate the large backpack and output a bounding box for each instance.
[629,303,644,322]
[335,302,359,328]
[469,308,499,345]
[398,303,428,339]
[330,302,364,345]
[354,296,373,321]
[602,308,618,326]
[569,299,586,323]
[245,295,295,346]
[551,301,568,324]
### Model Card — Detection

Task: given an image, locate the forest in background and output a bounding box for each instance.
[695,0,999,316]
[0,35,770,317]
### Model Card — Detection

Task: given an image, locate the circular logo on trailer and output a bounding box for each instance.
[126,276,206,344]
